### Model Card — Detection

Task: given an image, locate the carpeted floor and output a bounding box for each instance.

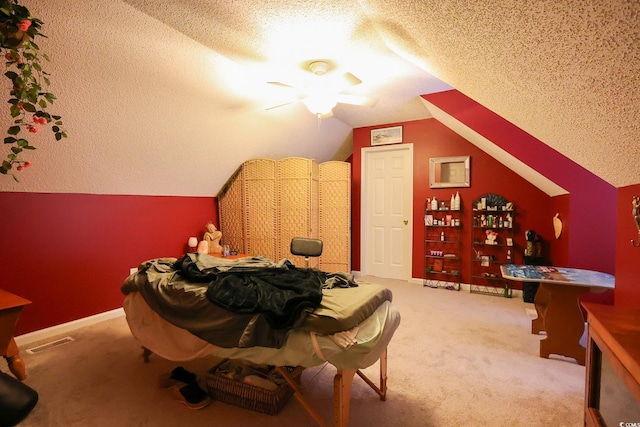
[13,276,585,426]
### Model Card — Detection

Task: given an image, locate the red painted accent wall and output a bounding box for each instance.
[0,192,218,335]
[615,185,640,308]
[352,118,552,284]
[422,90,616,275]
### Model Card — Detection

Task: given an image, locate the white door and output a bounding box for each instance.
[361,144,413,279]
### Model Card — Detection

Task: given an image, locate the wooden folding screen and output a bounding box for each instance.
[218,157,350,272]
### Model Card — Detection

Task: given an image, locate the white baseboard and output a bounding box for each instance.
[15,307,125,347]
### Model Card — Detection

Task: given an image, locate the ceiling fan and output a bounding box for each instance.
[265,61,378,118]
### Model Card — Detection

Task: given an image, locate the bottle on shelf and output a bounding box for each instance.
[431,196,438,210]
[440,231,445,241]
[454,191,460,210]
[450,194,455,210]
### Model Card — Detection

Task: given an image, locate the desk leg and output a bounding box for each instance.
[3,338,26,380]
[538,283,587,365]
[532,285,550,334]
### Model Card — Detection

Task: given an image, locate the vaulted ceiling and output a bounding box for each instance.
[1,1,637,195]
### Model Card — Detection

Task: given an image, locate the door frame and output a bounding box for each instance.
[360,143,414,279]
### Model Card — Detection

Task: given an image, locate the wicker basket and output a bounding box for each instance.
[206,359,303,415]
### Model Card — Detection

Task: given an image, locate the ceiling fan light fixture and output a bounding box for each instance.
[302,94,337,116]
[309,61,330,76]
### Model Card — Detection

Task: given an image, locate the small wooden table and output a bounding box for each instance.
[500,265,614,365]
[0,289,31,380]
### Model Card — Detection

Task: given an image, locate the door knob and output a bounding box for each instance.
[404,220,408,225]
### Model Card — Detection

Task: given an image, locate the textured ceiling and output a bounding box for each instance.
[119,0,640,189]
[0,1,638,195]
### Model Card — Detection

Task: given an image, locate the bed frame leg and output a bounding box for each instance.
[275,366,328,427]
[334,369,356,427]
[355,347,387,401]
[275,347,389,427]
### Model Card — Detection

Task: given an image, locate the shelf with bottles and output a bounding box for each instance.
[425,192,462,212]
[472,212,514,230]
[425,211,462,229]
[424,195,462,291]
[426,226,462,245]
[469,193,514,297]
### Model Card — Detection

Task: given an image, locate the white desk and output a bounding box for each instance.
[500,265,614,365]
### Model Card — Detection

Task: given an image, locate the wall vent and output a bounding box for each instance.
[26,336,75,354]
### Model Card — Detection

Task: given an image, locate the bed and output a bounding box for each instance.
[121,253,401,427]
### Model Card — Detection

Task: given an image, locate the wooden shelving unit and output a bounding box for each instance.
[423,199,462,291]
[469,193,515,297]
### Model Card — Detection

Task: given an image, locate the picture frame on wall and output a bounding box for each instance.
[429,155,471,188]
[371,125,403,146]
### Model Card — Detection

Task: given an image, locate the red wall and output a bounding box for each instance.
[352,118,552,284]
[0,192,218,335]
[423,90,616,274]
[615,185,640,308]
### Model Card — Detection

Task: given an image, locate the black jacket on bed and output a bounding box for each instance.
[175,255,325,330]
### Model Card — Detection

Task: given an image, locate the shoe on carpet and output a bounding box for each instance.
[171,382,212,410]
[158,366,198,388]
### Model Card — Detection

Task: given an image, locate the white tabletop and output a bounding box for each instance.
[500,264,615,289]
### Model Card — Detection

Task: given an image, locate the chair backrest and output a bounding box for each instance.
[290,237,323,267]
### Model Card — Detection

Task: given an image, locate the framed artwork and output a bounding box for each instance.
[371,126,403,146]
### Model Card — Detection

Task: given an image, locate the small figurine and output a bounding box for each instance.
[203,222,223,254]
[485,230,498,245]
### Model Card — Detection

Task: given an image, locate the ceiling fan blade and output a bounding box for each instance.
[335,93,378,107]
[264,98,300,110]
[267,81,296,89]
[318,72,362,93]
[341,72,362,87]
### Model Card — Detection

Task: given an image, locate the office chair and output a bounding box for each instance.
[290,237,323,268]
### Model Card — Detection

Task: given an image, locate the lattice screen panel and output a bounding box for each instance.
[319,161,351,272]
[218,158,350,272]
